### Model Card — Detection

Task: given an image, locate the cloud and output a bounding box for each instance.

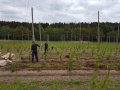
[0,0,119,23]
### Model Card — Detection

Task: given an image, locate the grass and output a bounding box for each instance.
[0,80,119,90]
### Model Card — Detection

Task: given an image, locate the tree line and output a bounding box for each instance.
[0,21,119,42]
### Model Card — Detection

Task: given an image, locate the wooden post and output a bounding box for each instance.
[98,11,100,43]
[28,32,29,41]
[31,8,35,41]
[8,33,9,40]
[47,34,49,41]
[13,33,14,40]
[88,24,90,41]
[71,29,72,41]
[22,31,23,41]
[39,23,41,41]
[64,34,65,41]
[117,23,119,43]
[109,33,110,43]
[80,23,82,41]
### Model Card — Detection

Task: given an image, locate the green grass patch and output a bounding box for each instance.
[0,80,119,90]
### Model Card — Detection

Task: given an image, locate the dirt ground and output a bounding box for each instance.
[0,70,119,81]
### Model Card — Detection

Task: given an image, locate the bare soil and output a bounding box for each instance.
[0,70,119,81]
[12,59,119,71]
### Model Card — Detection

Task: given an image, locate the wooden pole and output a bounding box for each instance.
[98,11,100,43]
[64,34,65,41]
[117,23,119,43]
[13,33,14,40]
[8,33,9,40]
[88,24,90,41]
[28,32,29,41]
[80,23,82,41]
[71,29,72,41]
[109,33,110,43]
[22,31,23,41]
[39,23,41,41]
[31,8,35,41]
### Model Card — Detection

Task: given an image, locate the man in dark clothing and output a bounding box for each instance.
[31,41,40,63]
[44,42,48,55]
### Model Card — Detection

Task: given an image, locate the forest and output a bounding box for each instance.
[0,21,119,42]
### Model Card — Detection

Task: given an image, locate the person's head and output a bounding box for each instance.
[32,40,35,44]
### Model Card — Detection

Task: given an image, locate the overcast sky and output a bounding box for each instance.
[0,0,120,23]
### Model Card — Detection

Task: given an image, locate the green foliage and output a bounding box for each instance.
[0,21,119,41]
[15,26,30,40]
[68,53,73,71]
[116,63,120,70]
[91,72,98,90]
[10,62,17,72]
[76,56,79,60]
[91,70,111,90]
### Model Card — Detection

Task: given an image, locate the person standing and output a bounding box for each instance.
[31,41,40,63]
[44,42,48,55]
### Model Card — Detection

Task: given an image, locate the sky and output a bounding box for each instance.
[0,0,120,23]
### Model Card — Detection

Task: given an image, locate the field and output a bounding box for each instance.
[0,41,120,71]
[0,41,120,90]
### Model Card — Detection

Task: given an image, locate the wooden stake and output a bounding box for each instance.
[39,23,41,41]
[22,31,23,41]
[80,23,82,41]
[98,11,100,43]
[117,23,119,43]
[31,8,35,41]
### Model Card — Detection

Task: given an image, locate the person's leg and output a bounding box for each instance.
[44,48,47,55]
[35,52,39,62]
[44,48,46,55]
[32,52,34,63]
